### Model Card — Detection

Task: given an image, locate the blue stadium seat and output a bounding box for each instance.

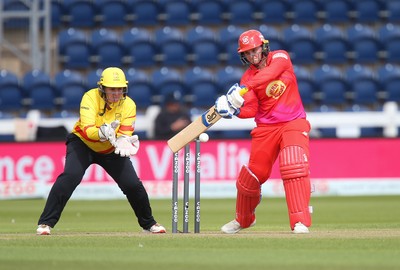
[193,0,225,25]
[320,79,348,107]
[94,0,130,27]
[58,28,91,69]
[225,0,256,25]
[347,24,383,64]
[55,69,85,86]
[283,25,319,64]
[387,0,400,23]
[54,70,86,97]
[191,84,219,108]
[122,28,157,68]
[22,69,52,96]
[345,65,379,106]
[322,0,352,24]
[160,0,193,26]
[0,70,23,111]
[291,0,321,24]
[129,0,161,26]
[64,0,96,27]
[125,68,154,111]
[184,66,215,85]
[353,0,383,23]
[294,66,316,108]
[219,25,245,66]
[23,70,56,110]
[259,24,287,51]
[127,84,153,111]
[379,64,400,102]
[219,25,244,42]
[58,28,87,54]
[313,65,348,107]
[187,26,221,67]
[155,27,189,66]
[125,68,150,84]
[152,67,186,97]
[60,84,86,110]
[313,64,344,83]
[54,70,86,111]
[184,67,218,108]
[3,0,29,28]
[379,23,400,63]
[86,69,103,89]
[315,24,350,64]
[91,28,125,68]
[216,66,243,95]
[0,69,21,88]
[346,64,376,82]
[255,0,289,25]
[48,0,65,29]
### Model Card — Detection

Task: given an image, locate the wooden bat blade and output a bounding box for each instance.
[167,106,221,153]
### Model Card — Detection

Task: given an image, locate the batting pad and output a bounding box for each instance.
[236,165,261,228]
[280,146,311,229]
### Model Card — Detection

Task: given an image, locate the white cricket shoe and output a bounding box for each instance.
[221,219,256,234]
[143,223,166,234]
[36,224,51,235]
[292,222,309,234]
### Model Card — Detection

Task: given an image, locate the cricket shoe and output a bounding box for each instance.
[221,219,256,234]
[292,222,309,234]
[36,224,51,235]
[143,223,166,234]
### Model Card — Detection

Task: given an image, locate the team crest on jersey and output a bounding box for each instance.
[266,80,286,99]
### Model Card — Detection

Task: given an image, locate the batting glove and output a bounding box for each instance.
[114,135,140,157]
[215,95,237,119]
[99,120,120,145]
[226,83,245,109]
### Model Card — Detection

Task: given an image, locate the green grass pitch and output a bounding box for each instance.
[1,196,399,270]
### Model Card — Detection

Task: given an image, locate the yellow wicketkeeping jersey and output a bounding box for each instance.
[72,88,136,154]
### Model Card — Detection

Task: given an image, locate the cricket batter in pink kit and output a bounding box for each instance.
[215,29,312,234]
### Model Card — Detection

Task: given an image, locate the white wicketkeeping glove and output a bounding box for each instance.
[114,135,140,157]
[226,83,245,109]
[215,95,236,119]
[99,120,120,145]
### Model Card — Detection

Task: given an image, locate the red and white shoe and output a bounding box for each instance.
[36,224,51,235]
[143,223,166,234]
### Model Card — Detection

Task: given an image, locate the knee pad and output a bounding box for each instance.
[279,146,311,230]
[236,165,261,228]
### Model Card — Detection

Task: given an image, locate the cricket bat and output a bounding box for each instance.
[167,87,248,153]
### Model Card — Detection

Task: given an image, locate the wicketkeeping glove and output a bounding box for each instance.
[114,135,140,157]
[99,120,119,145]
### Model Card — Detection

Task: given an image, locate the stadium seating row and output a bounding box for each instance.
[3,0,399,29]
[57,23,400,70]
[1,63,400,116]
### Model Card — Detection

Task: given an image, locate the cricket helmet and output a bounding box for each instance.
[98,67,128,101]
[237,30,270,65]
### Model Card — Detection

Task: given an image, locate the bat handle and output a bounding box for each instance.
[239,87,248,96]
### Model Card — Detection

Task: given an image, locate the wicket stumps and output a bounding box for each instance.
[172,139,201,233]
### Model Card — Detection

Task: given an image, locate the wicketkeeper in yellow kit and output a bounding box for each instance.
[36,67,166,235]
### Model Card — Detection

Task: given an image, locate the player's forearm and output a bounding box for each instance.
[237,107,257,118]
